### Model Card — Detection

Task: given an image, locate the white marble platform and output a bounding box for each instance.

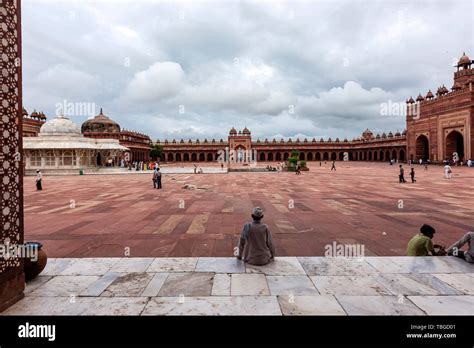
[3,256,473,316]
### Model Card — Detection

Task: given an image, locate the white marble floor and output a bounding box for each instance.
[3,256,473,315]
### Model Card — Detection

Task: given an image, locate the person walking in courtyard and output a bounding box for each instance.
[156,168,162,189]
[295,163,301,175]
[446,231,474,263]
[407,224,445,256]
[237,207,275,266]
[152,168,158,188]
[399,165,406,183]
[35,170,42,191]
[331,160,336,171]
[444,163,452,179]
[410,167,416,183]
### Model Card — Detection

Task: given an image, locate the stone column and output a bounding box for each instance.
[0,0,25,312]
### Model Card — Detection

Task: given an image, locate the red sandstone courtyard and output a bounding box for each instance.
[24,162,474,258]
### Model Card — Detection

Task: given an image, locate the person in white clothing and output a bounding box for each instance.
[35,170,43,190]
[444,164,452,179]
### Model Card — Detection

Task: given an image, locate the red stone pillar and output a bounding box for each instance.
[0,0,25,311]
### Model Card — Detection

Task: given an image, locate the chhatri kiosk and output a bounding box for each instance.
[23,115,129,175]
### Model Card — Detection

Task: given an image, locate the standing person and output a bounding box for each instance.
[221,163,224,171]
[237,207,275,266]
[444,163,452,179]
[295,163,300,175]
[319,161,322,167]
[419,158,423,165]
[152,168,158,188]
[410,167,416,183]
[424,161,428,171]
[331,161,336,171]
[399,165,406,183]
[35,170,43,191]
[156,168,162,189]
[193,164,197,174]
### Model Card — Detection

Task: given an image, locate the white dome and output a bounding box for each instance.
[39,115,82,136]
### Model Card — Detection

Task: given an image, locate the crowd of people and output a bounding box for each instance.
[266,162,285,172]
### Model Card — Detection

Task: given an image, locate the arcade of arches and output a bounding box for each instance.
[162,148,407,162]
[159,128,408,163]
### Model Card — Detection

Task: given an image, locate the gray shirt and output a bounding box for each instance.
[238,220,275,266]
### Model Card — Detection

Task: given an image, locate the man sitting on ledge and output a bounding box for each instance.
[237,207,275,265]
[407,224,445,256]
[446,231,474,263]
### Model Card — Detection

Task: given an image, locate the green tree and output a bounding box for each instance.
[286,150,300,171]
[150,144,164,160]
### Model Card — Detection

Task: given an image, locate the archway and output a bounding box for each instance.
[276,153,282,161]
[392,149,397,160]
[299,152,305,160]
[368,151,372,161]
[307,152,313,161]
[379,150,384,161]
[323,152,329,161]
[338,152,344,161]
[259,152,265,161]
[399,149,405,161]
[167,153,174,162]
[268,153,274,161]
[415,135,429,161]
[385,150,390,161]
[283,152,289,160]
[331,152,337,161]
[191,153,197,161]
[96,152,102,166]
[445,130,464,162]
[176,153,182,161]
[184,153,190,161]
[373,151,378,161]
[207,153,213,162]
[199,153,205,161]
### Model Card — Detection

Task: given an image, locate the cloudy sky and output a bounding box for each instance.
[23,0,473,141]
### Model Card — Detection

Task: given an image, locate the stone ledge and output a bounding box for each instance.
[2,256,473,315]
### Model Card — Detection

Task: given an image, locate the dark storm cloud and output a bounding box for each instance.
[22,0,473,140]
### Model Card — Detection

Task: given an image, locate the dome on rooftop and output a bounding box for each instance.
[39,115,82,137]
[81,108,120,134]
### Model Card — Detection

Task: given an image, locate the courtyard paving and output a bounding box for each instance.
[3,256,473,315]
[24,162,474,257]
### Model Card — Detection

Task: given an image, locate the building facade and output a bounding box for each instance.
[406,53,474,163]
[81,109,151,162]
[22,108,46,137]
[158,127,407,163]
[23,115,129,174]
